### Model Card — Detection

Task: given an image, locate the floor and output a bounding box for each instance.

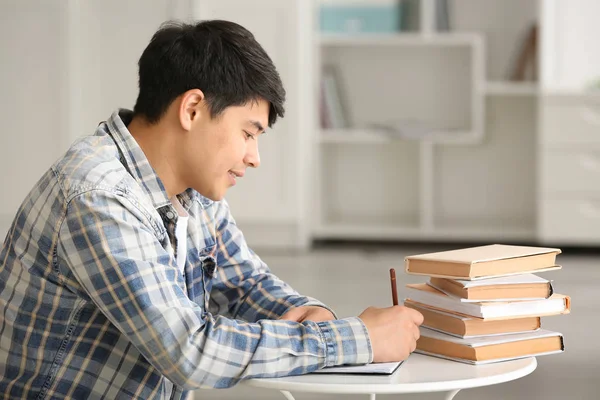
[193,243,599,400]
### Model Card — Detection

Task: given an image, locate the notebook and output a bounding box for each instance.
[314,360,404,375]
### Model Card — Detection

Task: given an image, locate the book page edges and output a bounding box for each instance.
[404,296,570,321]
[415,349,561,365]
[405,245,561,264]
[416,331,564,361]
[453,274,551,288]
[428,281,555,302]
[405,265,562,280]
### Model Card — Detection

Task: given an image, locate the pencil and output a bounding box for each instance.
[389,268,399,306]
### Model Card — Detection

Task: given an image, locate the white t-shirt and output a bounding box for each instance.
[170,196,189,274]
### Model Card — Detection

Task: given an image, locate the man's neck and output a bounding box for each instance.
[127,116,186,198]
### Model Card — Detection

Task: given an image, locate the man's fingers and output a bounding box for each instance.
[410,339,417,354]
[409,309,424,325]
[413,324,421,342]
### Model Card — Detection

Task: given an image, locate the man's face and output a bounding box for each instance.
[182,98,268,201]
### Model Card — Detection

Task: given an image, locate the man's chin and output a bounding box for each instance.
[194,188,226,202]
[211,193,225,201]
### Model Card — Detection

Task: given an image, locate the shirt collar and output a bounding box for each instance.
[103,109,205,210]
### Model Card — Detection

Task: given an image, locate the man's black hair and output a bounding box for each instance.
[133,20,285,127]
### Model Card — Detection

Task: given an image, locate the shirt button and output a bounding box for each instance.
[166,211,175,219]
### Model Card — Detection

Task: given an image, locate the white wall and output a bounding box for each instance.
[0,1,70,238]
[71,0,173,142]
[540,0,600,91]
[0,0,188,239]
[0,0,309,249]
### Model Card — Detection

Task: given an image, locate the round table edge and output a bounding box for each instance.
[243,357,538,395]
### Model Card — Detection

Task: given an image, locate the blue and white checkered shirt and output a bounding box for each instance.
[0,110,372,399]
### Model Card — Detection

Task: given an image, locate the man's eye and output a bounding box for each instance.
[244,131,254,140]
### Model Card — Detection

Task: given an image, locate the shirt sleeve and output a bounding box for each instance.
[208,199,337,322]
[58,190,372,389]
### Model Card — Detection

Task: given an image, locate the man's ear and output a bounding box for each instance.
[179,89,205,131]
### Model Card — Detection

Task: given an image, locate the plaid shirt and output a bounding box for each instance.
[0,110,372,399]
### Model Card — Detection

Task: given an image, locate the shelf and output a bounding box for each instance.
[540,88,600,99]
[319,33,482,47]
[319,129,480,145]
[319,39,483,147]
[313,3,539,245]
[319,129,391,144]
[484,81,539,96]
[319,145,420,231]
[313,224,421,240]
[313,223,535,242]
[433,223,535,241]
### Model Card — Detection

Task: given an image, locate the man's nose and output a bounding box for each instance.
[244,140,260,168]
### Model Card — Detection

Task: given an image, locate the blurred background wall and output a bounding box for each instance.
[2,0,600,252]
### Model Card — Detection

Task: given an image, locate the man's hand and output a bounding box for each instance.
[358,306,424,363]
[279,306,336,323]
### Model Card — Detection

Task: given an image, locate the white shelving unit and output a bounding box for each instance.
[535,0,600,246]
[319,129,392,144]
[319,32,482,47]
[484,81,539,96]
[188,0,600,248]
[313,0,541,243]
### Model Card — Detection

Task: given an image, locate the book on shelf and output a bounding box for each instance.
[435,0,450,32]
[428,273,553,302]
[404,244,561,280]
[321,65,348,130]
[364,120,438,140]
[509,23,538,81]
[319,81,332,129]
[404,301,541,338]
[416,327,564,364]
[405,283,570,320]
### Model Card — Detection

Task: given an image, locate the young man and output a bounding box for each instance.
[0,20,422,399]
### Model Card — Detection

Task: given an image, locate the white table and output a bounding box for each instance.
[243,354,537,400]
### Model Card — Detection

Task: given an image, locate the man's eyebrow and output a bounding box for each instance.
[248,120,266,134]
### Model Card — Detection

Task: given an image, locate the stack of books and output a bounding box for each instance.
[403,244,571,365]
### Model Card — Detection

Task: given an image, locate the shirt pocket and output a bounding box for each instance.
[185,245,216,309]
